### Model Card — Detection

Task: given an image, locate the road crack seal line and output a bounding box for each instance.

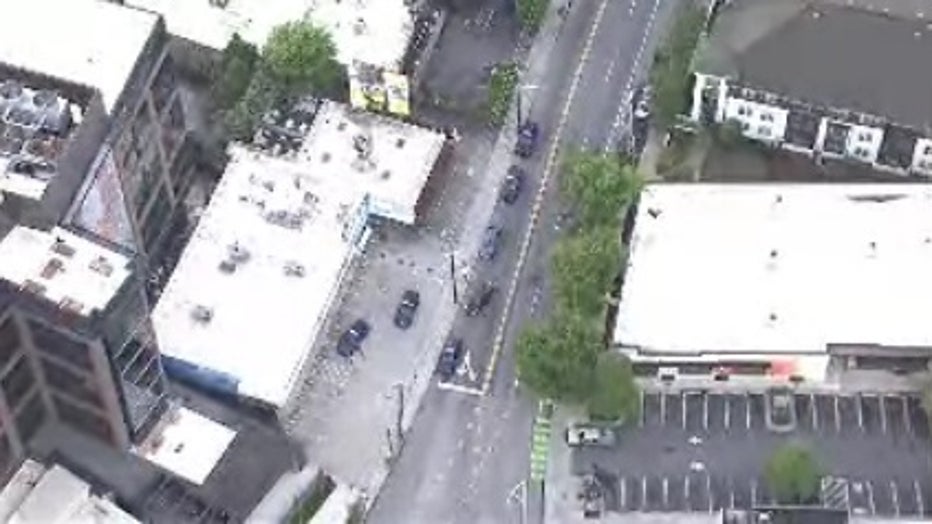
[482,0,614,394]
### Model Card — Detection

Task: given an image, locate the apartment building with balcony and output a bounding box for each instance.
[690,0,932,177]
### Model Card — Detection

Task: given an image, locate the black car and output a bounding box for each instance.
[514,121,540,158]
[465,282,497,316]
[437,338,465,380]
[501,166,525,204]
[393,290,420,329]
[478,225,503,261]
[336,319,371,357]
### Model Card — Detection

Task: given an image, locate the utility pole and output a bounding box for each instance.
[448,252,458,304]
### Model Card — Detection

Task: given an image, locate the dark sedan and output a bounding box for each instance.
[501,166,526,204]
[478,225,503,261]
[393,290,420,329]
[336,319,371,357]
[437,338,465,381]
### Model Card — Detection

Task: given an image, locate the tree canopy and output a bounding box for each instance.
[765,443,822,504]
[551,226,623,318]
[212,33,260,111]
[649,4,705,129]
[516,0,550,33]
[587,352,639,423]
[263,20,343,97]
[515,313,601,402]
[561,151,642,229]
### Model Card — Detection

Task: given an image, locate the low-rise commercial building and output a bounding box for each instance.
[153,101,445,407]
[614,183,932,384]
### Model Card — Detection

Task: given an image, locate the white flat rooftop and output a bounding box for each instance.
[152,145,366,406]
[0,0,158,112]
[615,184,932,355]
[127,0,414,70]
[0,460,140,524]
[136,406,236,485]
[300,101,445,224]
[153,102,443,406]
[0,226,132,316]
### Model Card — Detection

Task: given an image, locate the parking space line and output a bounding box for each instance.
[881,396,889,434]
[751,479,758,506]
[811,393,818,431]
[682,394,688,430]
[745,393,751,430]
[857,395,865,432]
[662,477,669,509]
[893,480,902,517]
[903,396,913,435]
[834,395,842,433]
[706,473,713,513]
[641,476,647,510]
[685,476,691,511]
[639,390,645,427]
[867,481,876,515]
[917,479,925,517]
[661,393,667,427]
[725,395,731,429]
[729,481,736,509]
[703,394,709,431]
[620,476,627,510]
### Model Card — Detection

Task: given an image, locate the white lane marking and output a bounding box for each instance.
[437,381,484,396]
[482,0,614,394]
[606,0,662,150]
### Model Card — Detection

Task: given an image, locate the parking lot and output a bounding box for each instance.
[573,390,932,518]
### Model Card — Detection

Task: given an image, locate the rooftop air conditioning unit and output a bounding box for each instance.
[228,243,250,263]
[191,305,213,323]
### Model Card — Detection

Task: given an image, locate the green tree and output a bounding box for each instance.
[561,151,642,228]
[486,63,519,126]
[765,443,822,504]
[551,226,623,317]
[649,4,705,129]
[224,67,285,141]
[263,20,343,97]
[211,34,260,110]
[516,0,551,33]
[587,352,639,422]
[516,313,601,401]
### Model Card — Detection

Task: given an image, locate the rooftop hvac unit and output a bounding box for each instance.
[191,305,213,323]
[228,243,251,263]
[284,261,306,277]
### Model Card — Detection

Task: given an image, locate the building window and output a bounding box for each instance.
[858,132,871,142]
[142,185,173,252]
[761,113,774,123]
[1,357,36,409]
[854,147,870,158]
[757,126,771,137]
[0,317,21,370]
[53,396,113,444]
[41,359,102,409]
[924,145,932,156]
[14,392,45,442]
[27,320,93,371]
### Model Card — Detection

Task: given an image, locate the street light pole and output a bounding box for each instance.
[449,252,458,305]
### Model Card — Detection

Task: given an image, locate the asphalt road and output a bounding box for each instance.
[368,0,676,522]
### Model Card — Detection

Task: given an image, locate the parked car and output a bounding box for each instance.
[501,165,526,204]
[393,289,420,329]
[437,338,465,380]
[514,121,540,158]
[465,282,497,316]
[565,424,617,447]
[478,224,503,261]
[632,84,652,121]
[336,319,371,357]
